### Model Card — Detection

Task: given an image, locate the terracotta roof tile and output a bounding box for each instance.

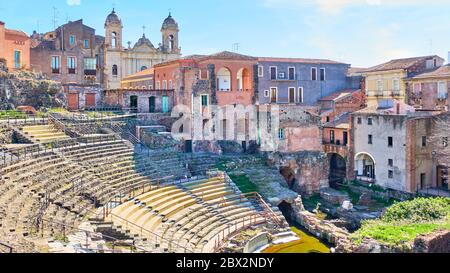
[362,55,444,73]
[409,64,450,79]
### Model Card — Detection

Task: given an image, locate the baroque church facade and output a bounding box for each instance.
[103,9,181,89]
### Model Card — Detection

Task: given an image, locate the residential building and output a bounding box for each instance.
[406,64,450,111]
[362,55,445,106]
[30,19,103,85]
[257,57,359,106]
[351,99,447,194]
[0,21,30,70]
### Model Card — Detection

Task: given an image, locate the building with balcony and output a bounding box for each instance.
[405,64,450,111]
[0,21,30,71]
[256,57,359,106]
[351,99,447,194]
[362,55,445,107]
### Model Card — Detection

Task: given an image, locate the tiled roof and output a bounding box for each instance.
[409,64,450,79]
[199,51,257,61]
[323,112,350,129]
[122,68,154,81]
[361,55,443,73]
[319,89,360,102]
[5,28,28,37]
[347,67,367,76]
[354,100,416,115]
[258,57,345,65]
[154,55,206,68]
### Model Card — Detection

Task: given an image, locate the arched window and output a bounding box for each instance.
[112,32,118,49]
[141,66,148,71]
[168,35,174,51]
[217,67,231,91]
[237,68,251,91]
[112,65,118,76]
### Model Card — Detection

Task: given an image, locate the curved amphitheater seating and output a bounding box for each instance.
[109,178,266,253]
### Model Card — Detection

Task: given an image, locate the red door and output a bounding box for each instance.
[85,93,96,109]
[68,93,79,110]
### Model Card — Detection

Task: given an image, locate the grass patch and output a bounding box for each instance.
[352,197,450,246]
[0,110,27,119]
[229,174,258,194]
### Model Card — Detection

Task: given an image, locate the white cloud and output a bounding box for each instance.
[264,0,448,15]
[67,0,81,6]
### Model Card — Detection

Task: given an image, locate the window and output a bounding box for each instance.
[320,68,326,81]
[141,66,148,71]
[289,87,296,103]
[14,50,21,69]
[368,135,373,144]
[83,58,96,75]
[169,80,173,89]
[393,79,400,92]
[162,80,168,90]
[438,82,447,99]
[67,57,76,74]
[112,32,118,49]
[311,67,317,81]
[330,130,335,144]
[149,85,153,89]
[298,87,304,103]
[83,39,89,49]
[326,116,330,123]
[288,67,295,80]
[388,137,393,147]
[388,170,394,179]
[270,87,278,103]
[357,117,362,124]
[258,66,264,77]
[156,81,161,90]
[377,80,383,92]
[444,137,449,148]
[69,35,76,45]
[368,117,373,125]
[278,128,285,140]
[200,69,208,80]
[201,95,208,107]
[270,67,277,80]
[388,159,394,167]
[422,136,427,147]
[264,90,270,98]
[112,65,118,76]
[51,56,60,74]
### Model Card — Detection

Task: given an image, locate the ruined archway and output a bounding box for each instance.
[280,166,296,189]
[328,153,346,189]
[278,201,294,223]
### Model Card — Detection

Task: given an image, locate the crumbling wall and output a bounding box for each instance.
[0,62,65,109]
[267,151,330,195]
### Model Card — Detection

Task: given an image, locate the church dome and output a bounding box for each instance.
[105,8,122,26]
[161,13,178,29]
[134,33,154,48]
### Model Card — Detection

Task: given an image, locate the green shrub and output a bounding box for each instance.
[381,197,450,223]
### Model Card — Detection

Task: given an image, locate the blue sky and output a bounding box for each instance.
[1,0,450,67]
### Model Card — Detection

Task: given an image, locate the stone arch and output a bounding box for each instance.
[354,152,376,180]
[217,67,232,91]
[328,153,347,188]
[280,166,296,189]
[237,68,251,91]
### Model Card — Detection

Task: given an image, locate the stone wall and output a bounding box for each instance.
[267,152,329,195]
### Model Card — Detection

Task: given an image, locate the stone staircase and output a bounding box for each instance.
[19,125,70,144]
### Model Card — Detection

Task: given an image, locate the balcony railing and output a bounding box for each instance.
[84,69,97,76]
